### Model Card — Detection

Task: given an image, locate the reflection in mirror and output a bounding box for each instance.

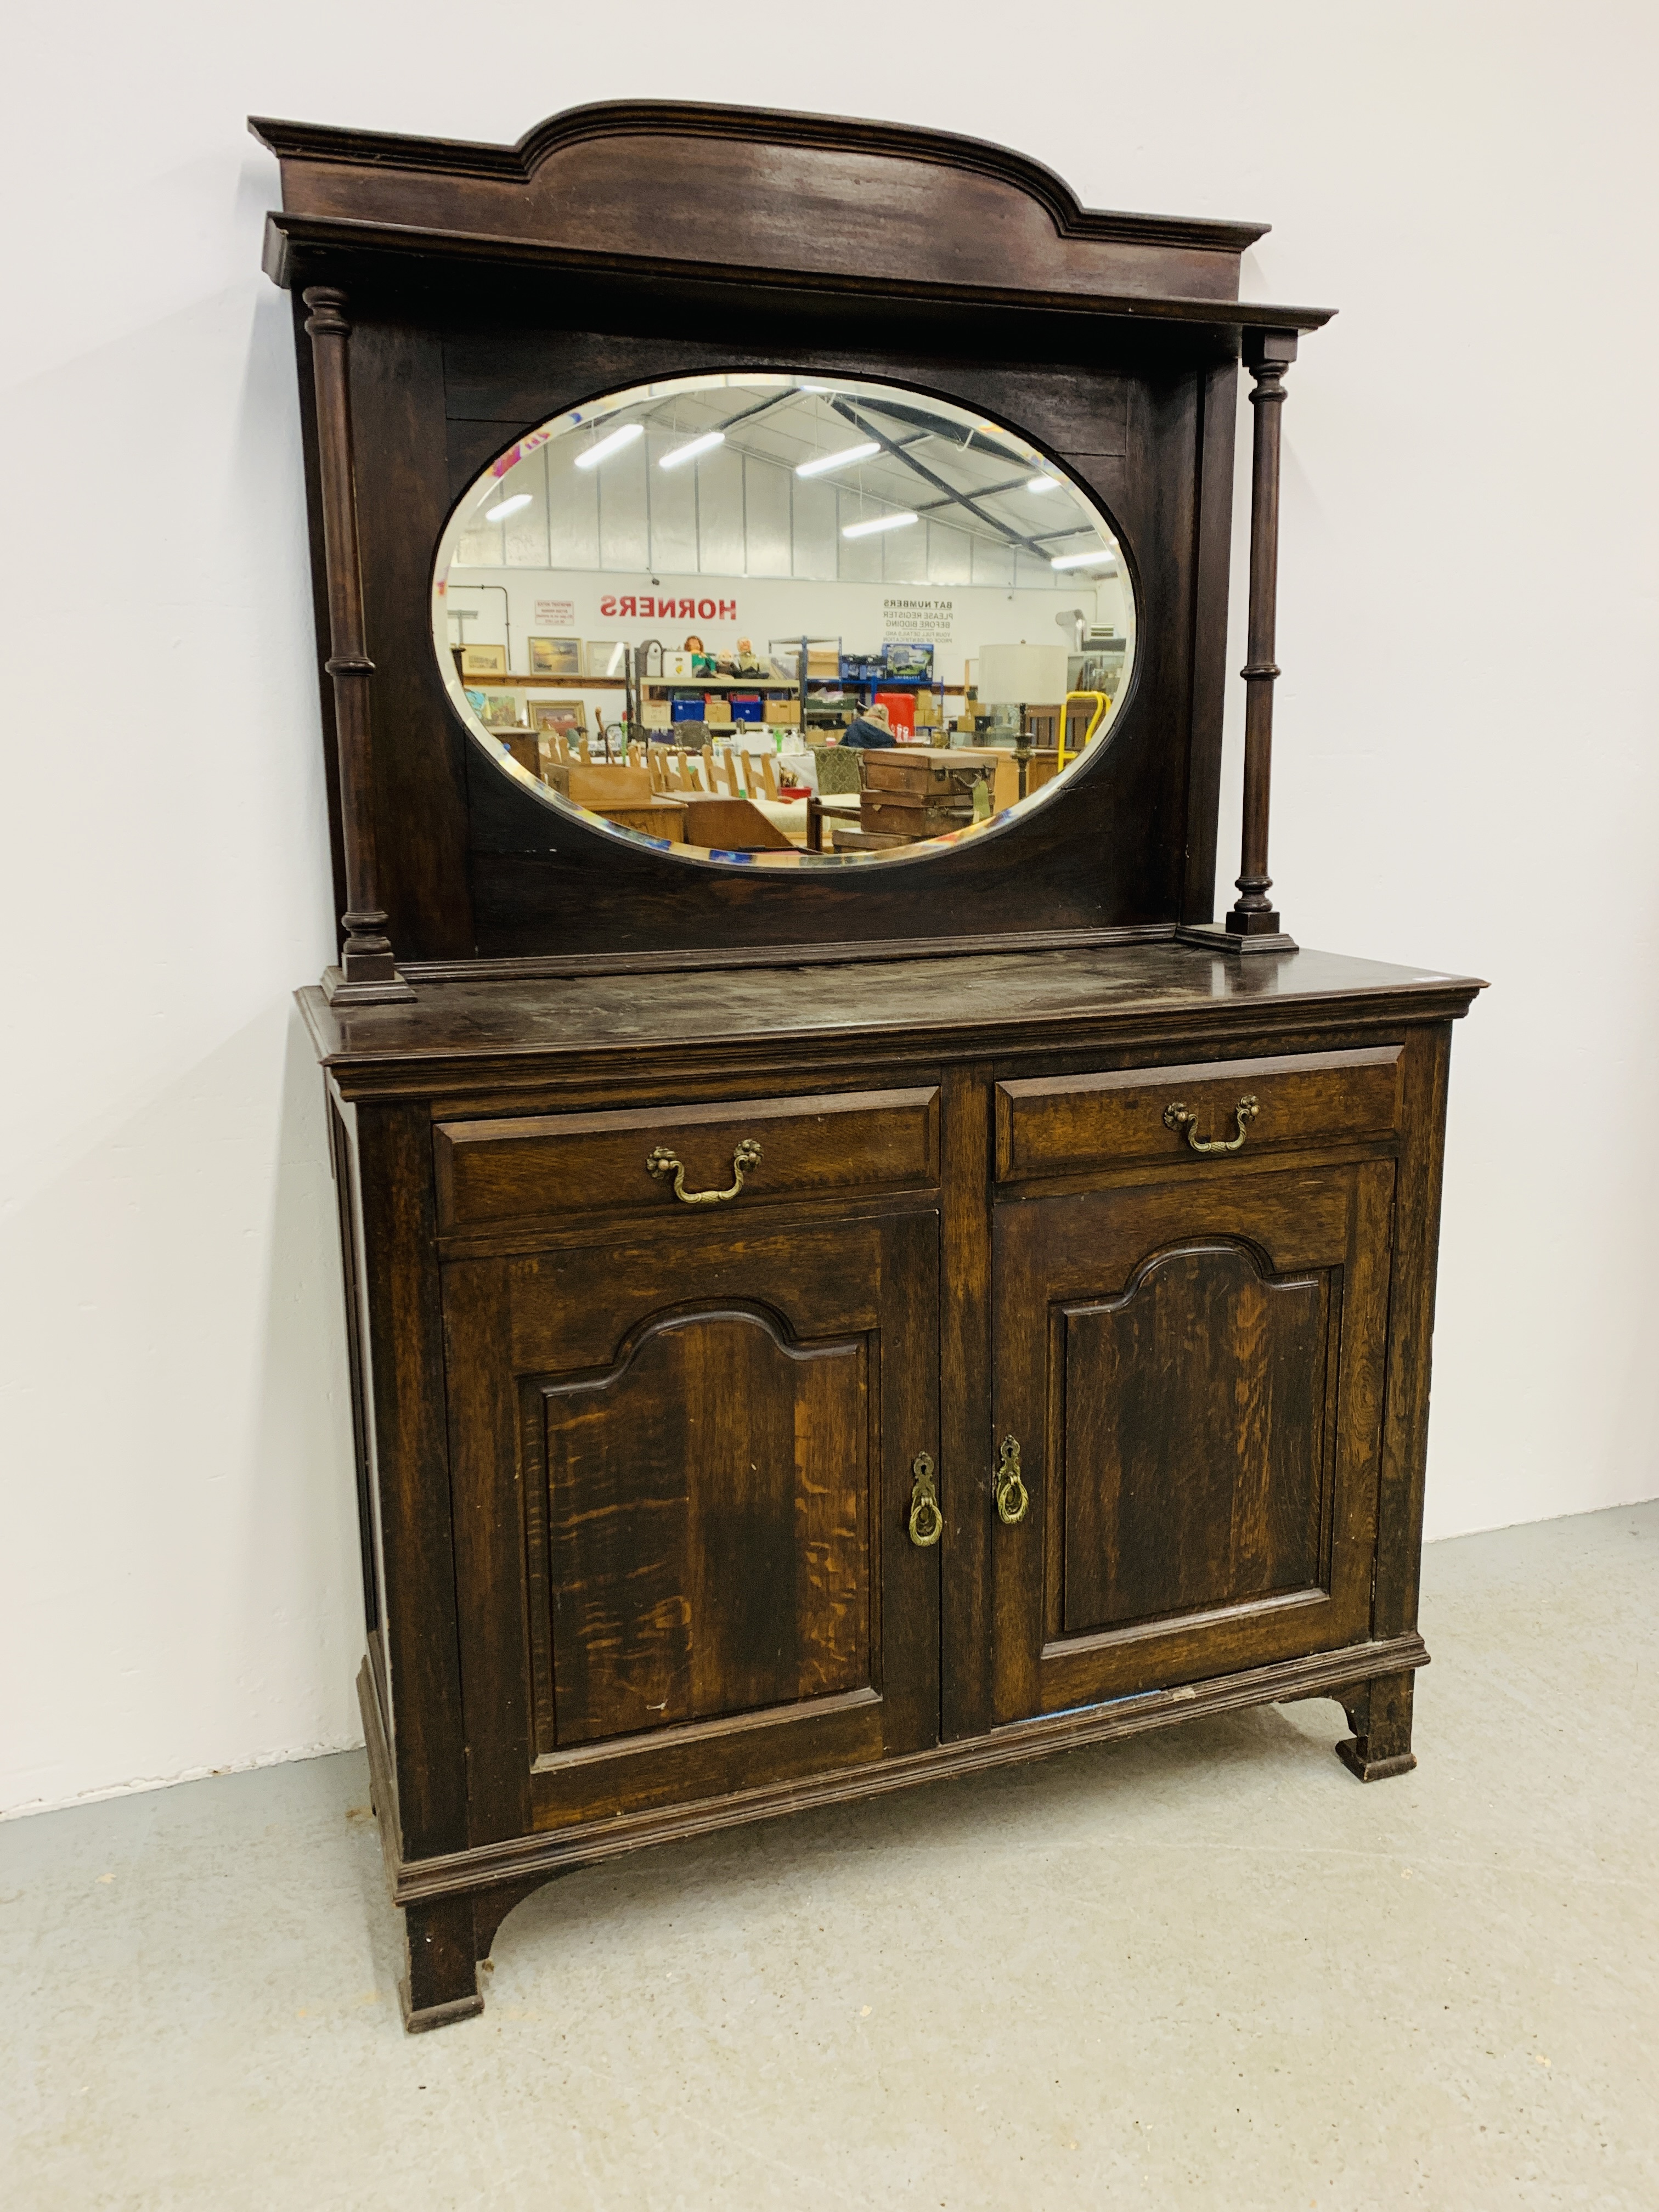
[433,373,1135,866]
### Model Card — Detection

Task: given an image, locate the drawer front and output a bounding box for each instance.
[996,1047,1402,1181]
[436,1086,940,1231]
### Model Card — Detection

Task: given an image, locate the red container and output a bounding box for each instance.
[874,689,916,735]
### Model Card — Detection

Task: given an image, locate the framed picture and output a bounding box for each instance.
[460,642,507,676]
[585,639,626,679]
[479,692,523,728]
[527,635,583,676]
[531,700,588,733]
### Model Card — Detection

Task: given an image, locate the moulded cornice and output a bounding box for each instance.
[259,207,1335,334]
[250,98,1270,257]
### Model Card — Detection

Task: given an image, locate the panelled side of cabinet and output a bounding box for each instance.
[351,1102,469,1863]
[325,1097,380,1686]
[1372,1022,1456,1640]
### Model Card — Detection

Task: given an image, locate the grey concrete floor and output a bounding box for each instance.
[4,1503,1656,2212]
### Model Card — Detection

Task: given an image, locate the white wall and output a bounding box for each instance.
[445,566,1122,687]
[3,1,1656,1815]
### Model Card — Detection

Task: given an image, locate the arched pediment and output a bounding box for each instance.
[251,98,1272,308]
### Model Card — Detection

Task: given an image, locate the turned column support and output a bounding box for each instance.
[303,285,414,1005]
[1222,325,1299,955]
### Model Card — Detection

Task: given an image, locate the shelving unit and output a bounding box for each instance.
[458,670,627,690]
[766,631,965,738]
[454,650,968,744]
[640,676,798,691]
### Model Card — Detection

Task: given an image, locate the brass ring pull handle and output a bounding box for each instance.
[907,1452,943,1548]
[646,1137,761,1205]
[1163,1094,1259,1156]
[994,1435,1029,1526]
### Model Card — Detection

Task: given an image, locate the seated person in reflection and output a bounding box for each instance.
[838,701,898,748]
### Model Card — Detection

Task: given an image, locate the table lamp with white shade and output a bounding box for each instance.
[976,643,1071,796]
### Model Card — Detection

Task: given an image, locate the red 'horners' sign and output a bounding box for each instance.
[599,594,737,620]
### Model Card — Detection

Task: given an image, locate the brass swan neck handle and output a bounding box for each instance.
[646,1137,762,1205]
[1163,1094,1259,1156]
[994,1435,1029,1526]
[907,1452,943,1548]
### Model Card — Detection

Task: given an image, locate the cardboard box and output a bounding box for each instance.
[764,698,797,725]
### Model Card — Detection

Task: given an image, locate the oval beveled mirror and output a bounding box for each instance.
[432,372,1135,866]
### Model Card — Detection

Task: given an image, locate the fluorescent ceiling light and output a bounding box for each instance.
[574,421,644,470]
[797,441,879,478]
[483,492,533,522]
[659,430,725,470]
[842,510,919,539]
[1051,548,1118,571]
[1026,474,1062,494]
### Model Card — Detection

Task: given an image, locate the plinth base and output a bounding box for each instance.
[1176,923,1299,957]
[323,964,417,1005]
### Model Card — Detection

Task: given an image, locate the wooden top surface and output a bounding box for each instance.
[300,941,1484,1100]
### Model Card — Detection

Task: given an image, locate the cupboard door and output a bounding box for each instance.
[445,1210,939,1843]
[990,1161,1393,1724]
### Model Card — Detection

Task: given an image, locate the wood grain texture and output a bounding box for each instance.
[400,1895,482,2032]
[940,1063,994,1741]
[259,101,1276,973]
[385,1632,1430,1908]
[252,100,1313,317]
[1059,1244,1328,1634]
[1335,1668,1418,1781]
[992,1158,1393,1720]
[1226,329,1298,939]
[326,1098,379,1645]
[348,318,475,963]
[996,1046,1403,1178]
[541,1308,870,1745]
[298,286,403,991]
[352,1103,470,1861]
[1372,1023,1455,1639]
[434,1086,939,1232]
[279,100,1478,2036]
[675,795,798,852]
[301,945,1482,1106]
[326,970,1474,1882]
[1181,357,1241,924]
[444,1209,938,1839]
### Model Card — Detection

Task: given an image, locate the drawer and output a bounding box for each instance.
[436,1086,940,1231]
[996,1046,1402,1181]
